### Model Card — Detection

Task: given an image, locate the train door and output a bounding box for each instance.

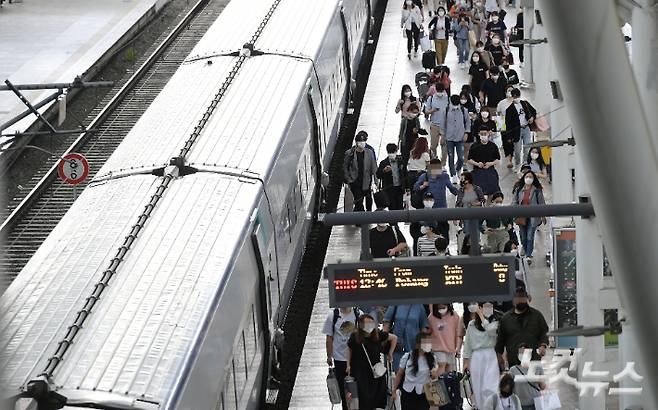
[339,5,353,109]
[307,86,325,213]
[251,220,281,404]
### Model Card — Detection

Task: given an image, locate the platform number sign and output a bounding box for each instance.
[57,153,89,185]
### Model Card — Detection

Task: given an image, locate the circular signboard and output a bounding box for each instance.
[57,153,89,185]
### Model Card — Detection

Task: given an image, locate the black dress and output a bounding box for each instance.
[348,331,390,410]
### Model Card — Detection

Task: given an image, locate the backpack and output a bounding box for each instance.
[332,307,363,336]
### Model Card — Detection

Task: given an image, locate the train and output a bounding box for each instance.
[0,0,379,409]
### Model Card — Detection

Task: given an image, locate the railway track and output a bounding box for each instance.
[0,0,228,291]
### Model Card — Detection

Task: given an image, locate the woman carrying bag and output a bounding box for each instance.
[347,314,397,410]
[391,333,440,410]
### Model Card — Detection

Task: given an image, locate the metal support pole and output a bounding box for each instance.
[360,224,372,261]
[540,1,658,407]
[323,203,594,226]
[4,80,57,134]
[0,80,113,91]
[0,90,62,132]
[468,219,481,256]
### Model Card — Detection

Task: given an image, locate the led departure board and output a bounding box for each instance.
[326,255,516,307]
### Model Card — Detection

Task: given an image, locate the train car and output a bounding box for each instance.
[0,0,378,409]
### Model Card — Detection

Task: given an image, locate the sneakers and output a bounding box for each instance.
[526,256,533,265]
[407,53,411,59]
[413,51,418,58]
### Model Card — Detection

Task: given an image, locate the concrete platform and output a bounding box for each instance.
[0,0,170,140]
[289,1,585,408]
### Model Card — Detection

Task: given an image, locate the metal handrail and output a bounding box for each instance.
[0,0,211,238]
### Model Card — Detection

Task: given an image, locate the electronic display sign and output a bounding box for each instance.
[326,255,516,307]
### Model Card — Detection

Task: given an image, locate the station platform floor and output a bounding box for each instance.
[0,0,170,141]
[289,1,588,408]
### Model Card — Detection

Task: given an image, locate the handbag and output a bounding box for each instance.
[531,114,550,132]
[327,368,342,404]
[423,378,451,406]
[362,344,387,378]
[459,369,474,406]
[534,391,562,410]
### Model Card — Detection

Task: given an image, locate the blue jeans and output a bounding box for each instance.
[446,140,464,176]
[519,221,538,257]
[520,126,533,159]
[457,38,470,63]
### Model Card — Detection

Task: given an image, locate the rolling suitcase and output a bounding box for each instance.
[422,50,436,69]
[438,371,464,410]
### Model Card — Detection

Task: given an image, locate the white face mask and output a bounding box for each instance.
[423,200,435,208]
[492,16,499,22]
[506,91,513,98]
[377,223,388,229]
[491,75,499,81]
[438,308,448,315]
[404,91,412,98]
[356,141,366,148]
[530,152,540,160]
[524,177,534,185]
[480,135,489,143]
[477,47,484,52]
[468,304,479,313]
[460,99,468,105]
[421,343,433,353]
[437,92,446,98]
[483,307,494,317]
[363,323,376,333]
[481,111,490,118]
[493,202,503,207]
[388,153,397,160]
[420,226,429,234]
[493,38,501,45]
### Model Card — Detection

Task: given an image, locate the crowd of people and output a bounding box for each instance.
[327,0,556,409]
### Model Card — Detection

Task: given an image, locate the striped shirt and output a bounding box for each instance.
[417,235,439,256]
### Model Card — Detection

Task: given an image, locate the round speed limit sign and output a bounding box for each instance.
[58,153,89,185]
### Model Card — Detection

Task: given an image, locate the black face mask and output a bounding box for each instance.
[515,302,529,312]
[460,180,466,187]
[500,388,513,398]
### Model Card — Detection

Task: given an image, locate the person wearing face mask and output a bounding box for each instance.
[413,159,459,232]
[504,87,537,162]
[428,6,451,64]
[401,0,424,59]
[424,83,450,161]
[463,302,501,409]
[377,143,407,211]
[473,107,498,135]
[409,191,439,255]
[485,34,506,66]
[383,304,430,370]
[469,51,489,98]
[511,170,545,262]
[369,219,408,259]
[481,191,513,252]
[451,14,473,68]
[455,171,485,237]
[459,89,478,113]
[495,288,549,369]
[428,303,463,374]
[497,85,517,168]
[508,343,546,409]
[445,94,471,183]
[483,373,523,410]
[391,333,440,409]
[416,222,442,256]
[485,11,507,43]
[502,56,519,85]
[347,314,398,410]
[524,147,548,181]
[475,40,496,68]
[467,125,501,196]
[343,131,378,212]
[480,66,508,108]
[323,306,363,410]
[471,1,486,41]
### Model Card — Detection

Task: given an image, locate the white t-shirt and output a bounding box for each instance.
[399,352,432,394]
[514,101,528,126]
[407,152,431,171]
[485,0,500,13]
[322,309,357,362]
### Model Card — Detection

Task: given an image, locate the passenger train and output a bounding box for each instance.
[0,0,378,409]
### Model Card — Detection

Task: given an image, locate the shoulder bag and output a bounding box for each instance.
[362,343,387,378]
[423,378,451,406]
[391,227,411,257]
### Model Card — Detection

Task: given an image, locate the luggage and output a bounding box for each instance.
[422,50,436,69]
[438,371,463,410]
[344,376,359,410]
[327,368,342,404]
